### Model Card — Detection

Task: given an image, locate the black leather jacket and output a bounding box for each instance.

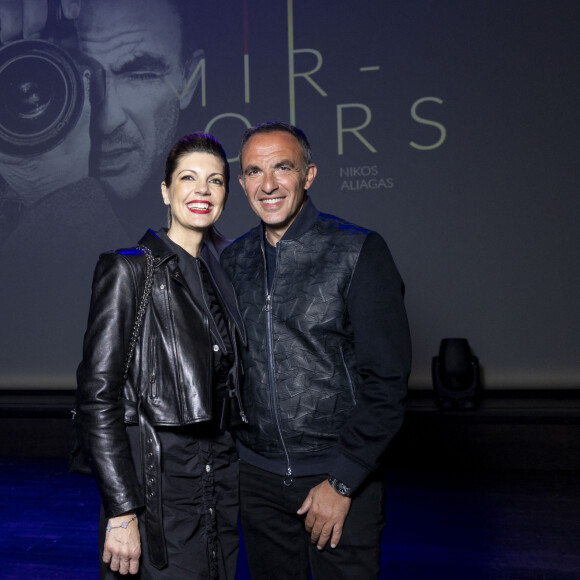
[76,229,245,522]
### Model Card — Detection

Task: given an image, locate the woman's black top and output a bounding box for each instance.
[159,231,233,395]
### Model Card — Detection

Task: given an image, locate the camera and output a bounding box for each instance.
[0,10,104,157]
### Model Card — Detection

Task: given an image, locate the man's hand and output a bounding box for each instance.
[297,479,352,550]
[0,0,92,203]
[102,513,141,575]
[0,71,92,204]
[0,0,80,42]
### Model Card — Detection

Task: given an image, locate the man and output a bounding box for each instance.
[221,122,412,579]
[0,0,203,383]
[0,0,202,237]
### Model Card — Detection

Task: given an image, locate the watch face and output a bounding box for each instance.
[329,477,352,497]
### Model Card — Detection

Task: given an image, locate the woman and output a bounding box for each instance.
[75,133,246,579]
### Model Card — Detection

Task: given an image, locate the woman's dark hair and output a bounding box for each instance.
[164,132,230,193]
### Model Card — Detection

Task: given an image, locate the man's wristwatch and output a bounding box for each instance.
[328,476,352,497]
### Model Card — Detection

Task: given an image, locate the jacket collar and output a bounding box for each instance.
[139,228,246,344]
[261,196,319,242]
[139,228,174,264]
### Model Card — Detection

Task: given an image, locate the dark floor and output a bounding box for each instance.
[0,458,579,579]
[1,390,580,578]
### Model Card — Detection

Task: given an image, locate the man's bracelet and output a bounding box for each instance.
[106,514,137,532]
[328,477,353,497]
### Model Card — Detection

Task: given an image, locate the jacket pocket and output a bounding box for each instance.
[340,346,357,405]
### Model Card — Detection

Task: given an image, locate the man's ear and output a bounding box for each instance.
[239,174,247,195]
[303,163,318,191]
[178,49,205,111]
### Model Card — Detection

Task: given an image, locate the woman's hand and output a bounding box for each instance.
[102,513,141,575]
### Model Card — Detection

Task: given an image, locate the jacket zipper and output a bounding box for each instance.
[149,334,158,398]
[263,241,293,485]
[230,331,248,423]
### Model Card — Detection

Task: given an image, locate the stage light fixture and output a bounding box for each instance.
[432,338,480,409]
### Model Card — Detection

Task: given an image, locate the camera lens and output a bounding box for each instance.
[0,40,84,156]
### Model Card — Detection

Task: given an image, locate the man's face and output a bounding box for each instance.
[78,0,199,200]
[239,131,317,240]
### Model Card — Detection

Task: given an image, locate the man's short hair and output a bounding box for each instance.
[239,121,313,175]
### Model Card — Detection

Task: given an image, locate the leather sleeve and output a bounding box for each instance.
[76,251,144,518]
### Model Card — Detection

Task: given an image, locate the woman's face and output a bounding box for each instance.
[161,152,227,240]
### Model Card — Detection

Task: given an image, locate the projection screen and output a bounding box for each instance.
[0,0,578,389]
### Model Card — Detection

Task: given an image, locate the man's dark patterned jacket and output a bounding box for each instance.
[221,198,411,491]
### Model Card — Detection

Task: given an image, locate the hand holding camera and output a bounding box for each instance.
[0,0,97,204]
[0,0,81,43]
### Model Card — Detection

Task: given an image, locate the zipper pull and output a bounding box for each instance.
[265,294,272,312]
[283,467,293,487]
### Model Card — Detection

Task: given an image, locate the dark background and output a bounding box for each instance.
[1,0,578,391]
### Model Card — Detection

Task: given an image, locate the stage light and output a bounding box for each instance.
[432,338,480,409]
